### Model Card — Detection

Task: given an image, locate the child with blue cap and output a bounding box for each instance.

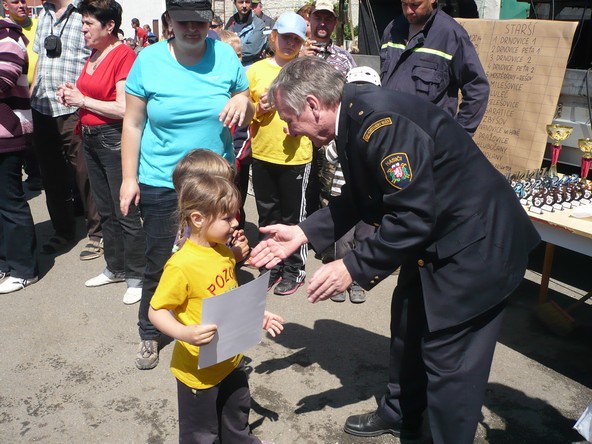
[246,12,312,296]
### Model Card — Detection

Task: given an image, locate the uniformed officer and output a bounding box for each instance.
[380,0,489,135]
[249,58,540,444]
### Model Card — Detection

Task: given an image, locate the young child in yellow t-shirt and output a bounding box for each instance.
[247,12,312,296]
[149,157,283,443]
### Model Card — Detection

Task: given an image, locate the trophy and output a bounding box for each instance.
[578,138,592,182]
[546,124,573,177]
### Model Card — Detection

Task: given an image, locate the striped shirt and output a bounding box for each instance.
[0,19,33,153]
[31,0,90,117]
[317,41,356,77]
[325,140,346,197]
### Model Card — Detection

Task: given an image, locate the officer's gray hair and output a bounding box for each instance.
[268,58,345,116]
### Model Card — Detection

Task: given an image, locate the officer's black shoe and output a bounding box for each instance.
[343,412,421,439]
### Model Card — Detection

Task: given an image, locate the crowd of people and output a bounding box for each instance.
[0,0,542,442]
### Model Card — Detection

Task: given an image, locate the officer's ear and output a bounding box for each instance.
[305,94,322,121]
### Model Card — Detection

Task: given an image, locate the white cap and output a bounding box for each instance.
[345,66,382,86]
[273,11,307,41]
[312,0,337,16]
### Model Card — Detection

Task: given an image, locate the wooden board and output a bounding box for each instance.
[456,19,578,175]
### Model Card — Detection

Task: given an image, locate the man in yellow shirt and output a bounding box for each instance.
[3,0,38,85]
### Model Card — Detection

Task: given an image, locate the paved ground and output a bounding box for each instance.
[1,185,591,444]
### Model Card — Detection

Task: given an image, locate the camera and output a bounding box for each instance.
[44,34,62,57]
[315,42,329,59]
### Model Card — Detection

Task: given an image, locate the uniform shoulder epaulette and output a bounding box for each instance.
[346,99,369,125]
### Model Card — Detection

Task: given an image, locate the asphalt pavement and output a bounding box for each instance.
[1,185,591,444]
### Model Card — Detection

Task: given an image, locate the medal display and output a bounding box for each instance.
[508,169,590,214]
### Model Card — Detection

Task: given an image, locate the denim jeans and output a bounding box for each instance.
[138,184,178,340]
[83,123,145,287]
[31,110,101,241]
[0,151,38,279]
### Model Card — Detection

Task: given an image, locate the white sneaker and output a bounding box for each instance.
[85,273,125,287]
[0,276,38,294]
[123,287,142,305]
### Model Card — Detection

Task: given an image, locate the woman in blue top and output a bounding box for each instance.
[120,0,254,371]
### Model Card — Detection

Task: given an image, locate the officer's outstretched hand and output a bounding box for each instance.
[307,260,353,303]
[250,224,309,269]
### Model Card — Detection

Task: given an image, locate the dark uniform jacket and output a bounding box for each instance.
[258,12,275,30]
[301,84,540,331]
[380,8,489,135]
[225,11,267,65]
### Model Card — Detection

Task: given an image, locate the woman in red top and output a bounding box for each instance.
[58,0,145,305]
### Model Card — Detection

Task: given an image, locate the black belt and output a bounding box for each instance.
[81,122,122,135]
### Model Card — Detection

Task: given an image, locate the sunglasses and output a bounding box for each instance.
[210,23,220,28]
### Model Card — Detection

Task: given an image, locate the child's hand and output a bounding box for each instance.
[257,89,274,115]
[231,229,250,262]
[182,324,217,346]
[263,311,284,337]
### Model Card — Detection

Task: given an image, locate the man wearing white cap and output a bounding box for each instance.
[302,0,355,76]
[303,0,355,212]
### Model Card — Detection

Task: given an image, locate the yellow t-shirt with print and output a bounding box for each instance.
[247,59,312,165]
[150,239,242,390]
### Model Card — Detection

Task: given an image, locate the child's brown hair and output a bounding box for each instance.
[177,174,241,235]
[172,149,235,192]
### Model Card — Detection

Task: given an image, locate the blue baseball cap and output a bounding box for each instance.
[273,11,307,41]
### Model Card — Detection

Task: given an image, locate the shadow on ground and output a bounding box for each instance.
[34,218,89,279]
[499,244,592,388]
[481,383,584,443]
[254,320,389,413]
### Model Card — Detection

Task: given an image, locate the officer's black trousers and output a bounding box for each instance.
[377,261,506,444]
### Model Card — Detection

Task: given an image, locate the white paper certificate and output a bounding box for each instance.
[198,271,270,369]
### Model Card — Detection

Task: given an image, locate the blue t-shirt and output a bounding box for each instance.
[125,38,249,188]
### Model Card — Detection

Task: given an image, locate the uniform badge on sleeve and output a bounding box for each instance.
[362,118,392,142]
[381,153,412,189]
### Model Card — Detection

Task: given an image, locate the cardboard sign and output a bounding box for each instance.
[457,19,578,175]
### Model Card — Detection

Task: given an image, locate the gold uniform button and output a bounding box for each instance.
[349,102,353,108]
[358,110,364,116]
[417,259,425,267]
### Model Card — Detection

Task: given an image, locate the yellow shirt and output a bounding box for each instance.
[21,17,38,86]
[247,59,312,165]
[151,240,242,390]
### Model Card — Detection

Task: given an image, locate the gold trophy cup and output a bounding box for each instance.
[546,124,573,176]
[579,138,592,182]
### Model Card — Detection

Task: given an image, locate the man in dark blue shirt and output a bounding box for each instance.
[380,0,489,135]
[224,0,266,67]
